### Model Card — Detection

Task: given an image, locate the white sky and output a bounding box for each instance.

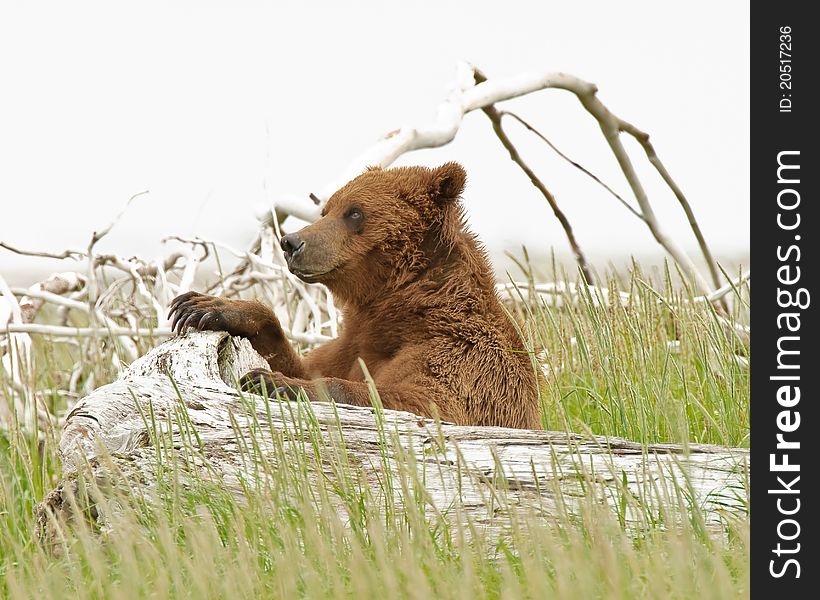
[0,1,749,283]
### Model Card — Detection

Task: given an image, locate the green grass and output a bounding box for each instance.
[515,264,750,447]
[0,266,750,599]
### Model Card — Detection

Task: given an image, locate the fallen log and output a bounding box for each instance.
[35,332,749,544]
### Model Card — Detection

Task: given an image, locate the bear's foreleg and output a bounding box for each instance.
[169,292,307,378]
[239,370,437,419]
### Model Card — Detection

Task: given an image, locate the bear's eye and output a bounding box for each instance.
[343,207,364,232]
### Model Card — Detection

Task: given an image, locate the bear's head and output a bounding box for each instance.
[279,162,467,304]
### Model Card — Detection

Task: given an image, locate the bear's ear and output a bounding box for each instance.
[429,162,466,203]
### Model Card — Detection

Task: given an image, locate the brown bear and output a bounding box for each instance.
[169,162,540,429]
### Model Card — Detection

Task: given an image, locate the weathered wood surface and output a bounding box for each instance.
[37,332,749,539]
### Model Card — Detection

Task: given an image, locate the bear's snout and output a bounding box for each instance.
[280,233,306,261]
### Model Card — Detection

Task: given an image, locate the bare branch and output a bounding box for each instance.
[616,121,726,304]
[86,191,148,330]
[701,269,750,304]
[11,286,88,314]
[0,241,85,261]
[473,69,594,284]
[89,190,150,247]
[498,110,644,222]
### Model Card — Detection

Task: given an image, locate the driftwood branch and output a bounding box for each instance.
[616,121,726,301]
[36,333,749,544]
[498,110,645,222]
[473,69,595,284]
[0,241,86,261]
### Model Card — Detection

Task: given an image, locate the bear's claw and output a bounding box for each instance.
[239,369,301,401]
[168,291,225,334]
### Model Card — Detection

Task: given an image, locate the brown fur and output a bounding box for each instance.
[169,163,540,429]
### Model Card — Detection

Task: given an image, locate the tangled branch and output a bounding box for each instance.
[473,68,595,284]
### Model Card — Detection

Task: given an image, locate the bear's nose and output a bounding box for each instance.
[280,233,306,259]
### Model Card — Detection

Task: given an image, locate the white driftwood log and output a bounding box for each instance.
[36,332,749,541]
